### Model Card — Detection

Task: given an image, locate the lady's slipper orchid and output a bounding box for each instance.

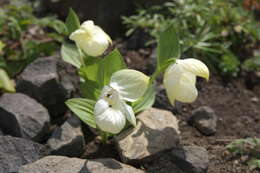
[94,69,149,134]
[69,20,112,57]
[163,58,209,105]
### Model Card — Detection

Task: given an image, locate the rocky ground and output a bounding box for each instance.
[0,43,259,173]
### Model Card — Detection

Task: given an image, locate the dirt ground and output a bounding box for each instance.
[138,75,260,173]
[81,45,260,173]
[179,76,260,173]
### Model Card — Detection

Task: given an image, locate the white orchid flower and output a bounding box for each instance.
[69,20,112,57]
[164,58,209,105]
[94,69,149,134]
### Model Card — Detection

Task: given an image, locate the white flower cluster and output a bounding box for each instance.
[94,69,149,134]
[70,21,209,134]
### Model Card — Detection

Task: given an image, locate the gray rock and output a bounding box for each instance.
[16,55,76,117]
[0,129,3,136]
[143,150,185,173]
[0,93,50,141]
[47,116,85,157]
[19,156,144,173]
[188,106,218,136]
[0,135,48,173]
[115,108,180,163]
[19,156,85,173]
[86,158,145,173]
[171,146,209,173]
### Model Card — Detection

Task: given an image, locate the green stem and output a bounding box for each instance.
[150,68,161,84]
[75,43,86,66]
[149,58,176,84]
[100,131,108,144]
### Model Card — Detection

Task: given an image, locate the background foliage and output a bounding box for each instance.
[0,2,67,77]
[123,0,260,77]
[227,138,260,170]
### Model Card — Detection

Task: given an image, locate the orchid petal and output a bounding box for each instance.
[94,98,126,134]
[69,20,111,57]
[177,58,209,80]
[121,102,136,126]
[110,69,149,102]
[164,63,198,105]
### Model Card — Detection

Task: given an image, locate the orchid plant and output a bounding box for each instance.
[62,9,209,142]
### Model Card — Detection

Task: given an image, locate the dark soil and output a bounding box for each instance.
[80,45,260,173]
[179,76,260,173]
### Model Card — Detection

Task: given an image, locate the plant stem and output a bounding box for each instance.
[149,69,161,84]
[149,58,176,84]
[100,131,108,144]
[76,44,86,66]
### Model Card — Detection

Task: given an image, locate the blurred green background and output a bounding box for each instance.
[0,0,260,93]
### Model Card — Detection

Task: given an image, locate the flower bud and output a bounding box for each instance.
[69,20,112,57]
[164,58,209,105]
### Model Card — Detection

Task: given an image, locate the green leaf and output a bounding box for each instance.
[79,58,101,82]
[61,43,83,68]
[219,52,240,77]
[0,41,5,54]
[226,138,260,155]
[77,49,126,100]
[36,17,68,35]
[248,159,260,170]
[132,84,155,113]
[243,56,260,71]
[50,20,68,35]
[66,98,96,128]
[36,42,59,56]
[79,63,102,101]
[0,57,7,69]
[226,138,245,154]
[157,25,180,69]
[98,49,127,86]
[5,40,52,77]
[65,8,80,34]
[78,49,126,100]
[79,65,98,81]
[0,69,15,93]
[80,80,101,101]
